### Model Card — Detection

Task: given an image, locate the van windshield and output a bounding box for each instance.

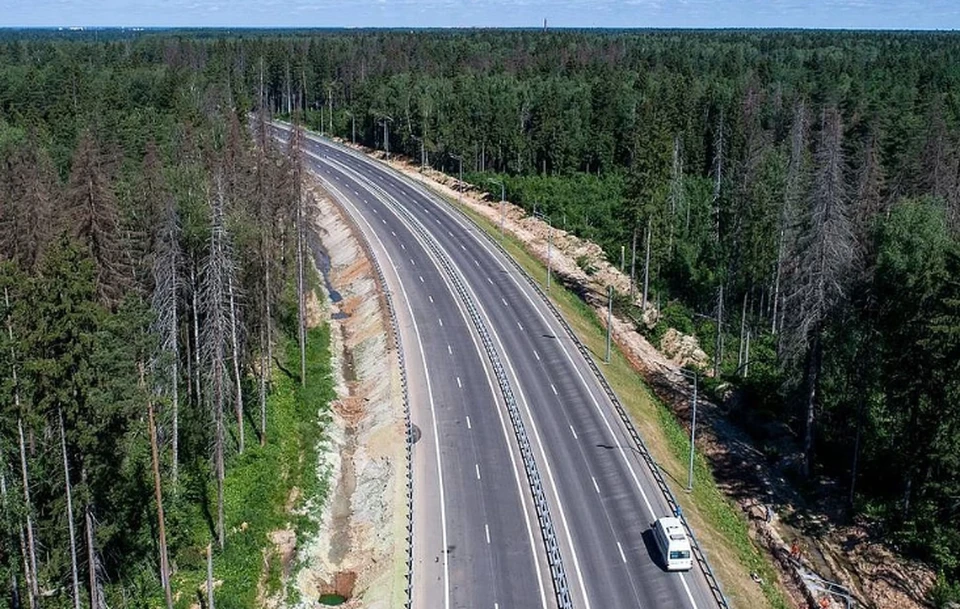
[669,551,691,560]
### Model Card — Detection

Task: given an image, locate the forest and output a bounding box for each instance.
[244,28,960,601]
[0,33,329,608]
[1,27,960,607]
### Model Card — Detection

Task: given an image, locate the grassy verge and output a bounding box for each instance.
[453,200,788,609]
[168,325,334,609]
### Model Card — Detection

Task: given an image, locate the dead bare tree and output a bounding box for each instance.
[773,101,809,337]
[228,273,244,453]
[0,462,21,609]
[151,185,183,480]
[63,129,127,308]
[201,175,236,549]
[669,134,685,248]
[16,420,37,609]
[783,106,855,478]
[82,467,103,609]
[141,362,174,609]
[59,410,81,609]
[288,123,308,387]
[253,110,276,446]
[0,136,55,272]
[5,287,39,608]
[711,108,724,244]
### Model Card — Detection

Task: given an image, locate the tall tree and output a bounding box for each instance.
[201,175,235,549]
[63,129,127,308]
[783,106,855,477]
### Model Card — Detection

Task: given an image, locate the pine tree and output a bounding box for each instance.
[783,106,855,477]
[63,129,127,308]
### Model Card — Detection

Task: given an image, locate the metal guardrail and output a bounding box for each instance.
[263,121,416,607]
[339,165,575,609]
[297,126,729,609]
[312,176,416,609]
[437,200,734,609]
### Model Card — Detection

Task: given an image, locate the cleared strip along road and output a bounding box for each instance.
[304,134,721,609]
[295,140,549,609]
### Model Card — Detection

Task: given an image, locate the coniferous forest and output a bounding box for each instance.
[2,28,960,606]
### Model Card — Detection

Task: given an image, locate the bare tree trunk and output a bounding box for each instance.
[714,284,724,377]
[185,322,194,409]
[744,329,751,378]
[259,322,268,446]
[6,287,38,607]
[203,176,234,551]
[228,275,244,453]
[629,226,638,301]
[59,410,81,609]
[802,331,822,478]
[0,464,22,609]
[149,392,175,609]
[642,218,652,312]
[16,421,38,609]
[849,391,865,508]
[192,262,202,406]
[171,338,179,481]
[772,228,784,334]
[83,470,100,609]
[295,155,307,388]
[206,543,215,609]
[669,134,683,255]
[712,109,724,243]
[214,379,225,550]
[738,292,748,372]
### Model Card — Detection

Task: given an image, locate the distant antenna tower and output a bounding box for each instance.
[543,18,547,30]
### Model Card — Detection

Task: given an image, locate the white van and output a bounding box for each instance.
[652,516,693,571]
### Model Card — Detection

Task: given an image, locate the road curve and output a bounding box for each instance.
[273,126,552,609]
[281,124,725,609]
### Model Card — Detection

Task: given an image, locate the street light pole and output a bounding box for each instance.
[680,370,699,492]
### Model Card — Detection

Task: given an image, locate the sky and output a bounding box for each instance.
[1,0,959,30]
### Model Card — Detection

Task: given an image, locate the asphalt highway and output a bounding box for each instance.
[277,124,723,609]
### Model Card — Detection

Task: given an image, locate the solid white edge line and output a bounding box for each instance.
[420,168,704,609]
[317,178,452,609]
[345,163,552,609]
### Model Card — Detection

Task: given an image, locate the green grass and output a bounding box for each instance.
[167,325,335,609]
[451,198,789,609]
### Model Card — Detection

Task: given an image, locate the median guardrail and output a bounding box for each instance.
[299,125,730,609]
[436,198,733,609]
[328,160,575,609]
